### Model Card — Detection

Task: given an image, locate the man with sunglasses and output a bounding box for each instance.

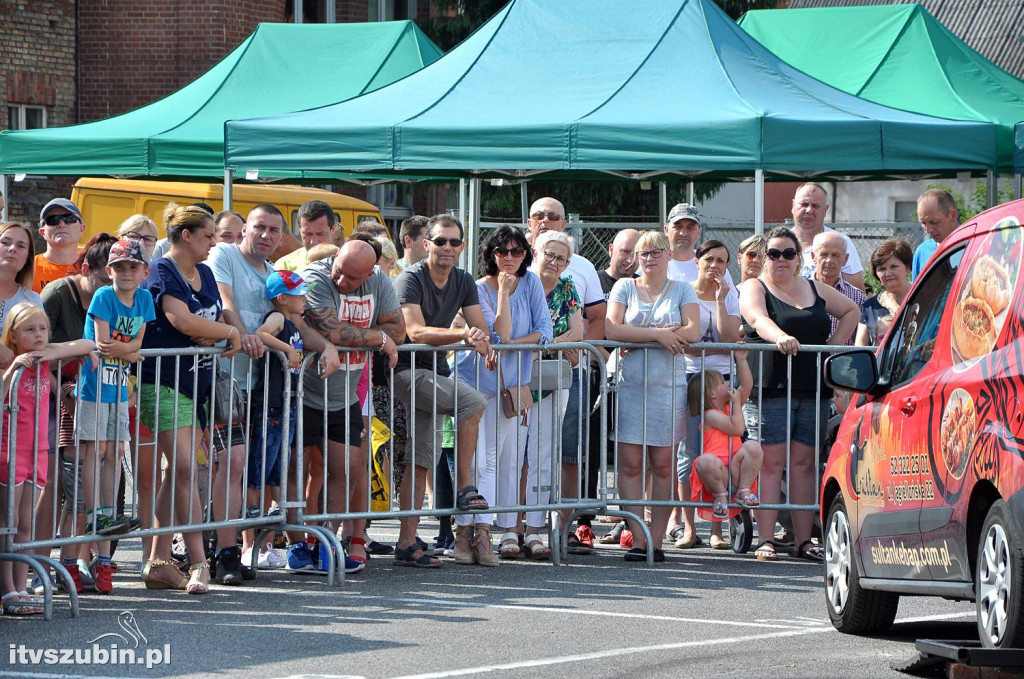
[791,183,865,292]
[391,213,489,567]
[664,203,735,288]
[525,197,606,553]
[34,198,87,294]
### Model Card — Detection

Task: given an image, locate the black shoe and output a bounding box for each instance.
[365,538,394,556]
[623,547,647,562]
[215,546,244,586]
[241,564,257,581]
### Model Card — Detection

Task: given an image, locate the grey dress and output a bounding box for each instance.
[609,278,698,447]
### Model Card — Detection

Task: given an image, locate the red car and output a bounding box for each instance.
[822,197,1024,648]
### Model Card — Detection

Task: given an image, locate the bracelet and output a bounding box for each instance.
[379,330,388,351]
[226,326,236,341]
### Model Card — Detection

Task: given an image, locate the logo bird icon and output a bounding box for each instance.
[88,611,148,648]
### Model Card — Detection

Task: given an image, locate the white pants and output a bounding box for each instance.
[455,395,516,527]
[494,389,569,529]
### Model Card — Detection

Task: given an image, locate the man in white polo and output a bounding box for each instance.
[791,182,865,291]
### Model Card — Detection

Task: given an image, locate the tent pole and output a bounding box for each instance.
[986,170,996,208]
[224,169,234,211]
[467,177,481,277]
[1015,173,1022,200]
[687,180,694,204]
[520,181,529,224]
[754,170,765,235]
[659,181,667,224]
[0,174,7,222]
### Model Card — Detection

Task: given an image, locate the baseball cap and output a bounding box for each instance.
[39,198,83,224]
[666,203,701,226]
[266,270,309,300]
[107,239,149,266]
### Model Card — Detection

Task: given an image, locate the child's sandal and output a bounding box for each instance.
[712,492,730,519]
[735,488,759,508]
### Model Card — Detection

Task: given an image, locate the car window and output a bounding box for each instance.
[879,247,964,388]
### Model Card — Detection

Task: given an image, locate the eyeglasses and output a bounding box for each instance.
[766,247,799,261]
[43,213,81,226]
[541,250,569,267]
[742,250,763,261]
[430,237,464,248]
[636,248,666,260]
[494,246,525,258]
[530,211,563,222]
[125,232,158,246]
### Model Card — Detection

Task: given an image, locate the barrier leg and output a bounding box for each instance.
[601,509,655,566]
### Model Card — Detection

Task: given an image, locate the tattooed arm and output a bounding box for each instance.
[303,306,405,369]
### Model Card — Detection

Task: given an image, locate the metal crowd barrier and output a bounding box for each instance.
[1,339,852,616]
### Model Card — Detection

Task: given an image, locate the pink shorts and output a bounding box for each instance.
[0,447,47,488]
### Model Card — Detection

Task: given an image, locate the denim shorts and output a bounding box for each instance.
[744,397,828,447]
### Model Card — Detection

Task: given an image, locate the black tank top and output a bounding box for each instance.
[743,279,833,399]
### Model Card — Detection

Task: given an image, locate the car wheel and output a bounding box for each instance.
[825,495,899,633]
[976,500,1024,648]
[728,510,753,554]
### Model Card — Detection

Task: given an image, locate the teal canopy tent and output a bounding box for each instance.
[0,21,442,178]
[739,4,1024,173]
[225,0,997,181]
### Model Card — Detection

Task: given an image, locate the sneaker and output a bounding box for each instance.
[316,541,364,575]
[267,504,282,517]
[286,542,316,572]
[59,563,84,594]
[171,533,188,562]
[92,564,114,594]
[576,525,596,551]
[77,559,97,591]
[365,537,394,556]
[116,514,142,532]
[433,534,455,557]
[259,543,287,569]
[86,514,131,536]
[214,546,244,586]
[30,573,56,596]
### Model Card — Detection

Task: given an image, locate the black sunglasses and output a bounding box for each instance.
[430,236,463,248]
[530,211,563,221]
[44,213,81,226]
[494,246,525,258]
[766,247,799,261]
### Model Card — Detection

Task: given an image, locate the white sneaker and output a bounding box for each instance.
[261,542,286,569]
[241,547,257,569]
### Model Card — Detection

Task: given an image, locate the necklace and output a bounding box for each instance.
[168,256,198,285]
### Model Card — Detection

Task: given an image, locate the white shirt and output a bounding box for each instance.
[667,256,736,288]
[565,253,605,309]
[800,226,864,278]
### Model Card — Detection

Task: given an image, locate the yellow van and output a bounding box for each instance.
[70,178,383,252]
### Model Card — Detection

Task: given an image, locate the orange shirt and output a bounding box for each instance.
[33,254,78,294]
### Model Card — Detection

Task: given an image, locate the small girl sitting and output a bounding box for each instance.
[687,350,763,521]
[0,302,95,615]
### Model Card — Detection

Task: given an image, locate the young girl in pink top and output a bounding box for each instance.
[688,350,763,522]
[0,302,94,614]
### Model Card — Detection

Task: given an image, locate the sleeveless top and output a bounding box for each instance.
[743,279,832,400]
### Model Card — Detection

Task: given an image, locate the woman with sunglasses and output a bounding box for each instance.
[737,234,766,284]
[606,230,700,562]
[739,226,858,563]
[455,225,552,563]
[117,214,160,261]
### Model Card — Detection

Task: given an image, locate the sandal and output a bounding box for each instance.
[735,488,760,508]
[600,521,624,544]
[796,540,824,563]
[186,563,210,595]
[712,492,730,520]
[523,533,551,560]
[499,532,521,560]
[754,540,777,561]
[343,536,368,565]
[394,544,442,568]
[455,485,489,512]
[2,591,44,615]
[143,559,188,590]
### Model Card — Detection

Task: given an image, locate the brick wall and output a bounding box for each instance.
[77,0,287,122]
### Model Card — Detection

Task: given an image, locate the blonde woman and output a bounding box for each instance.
[374,236,404,279]
[117,214,160,260]
[606,230,700,562]
[737,234,766,284]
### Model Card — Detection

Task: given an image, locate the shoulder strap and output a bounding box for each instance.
[64,276,84,309]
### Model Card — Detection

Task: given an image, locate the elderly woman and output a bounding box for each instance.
[0,222,43,368]
[117,214,160,261]
[606,230,700,562]
[140,205,241,594]
[519,229,583,559]
[738,234,766,284]
[739,226,859,563]
[455,225,552,565]
[672,239,742,550]
[856,239,912,346]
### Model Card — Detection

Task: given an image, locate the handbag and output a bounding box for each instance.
[499,363,534,424]
[529,355,573,391]
[213,365,246,426]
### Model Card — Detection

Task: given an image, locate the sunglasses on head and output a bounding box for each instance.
[766,247,799,261]
[530,211,563,221]
[44,213,80,226]
[494,246,525,258]
[430,236,463,248]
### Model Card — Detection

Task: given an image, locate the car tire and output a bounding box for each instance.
[976,500,1024,648]
[728,510,753,554]
[825,494,899,633]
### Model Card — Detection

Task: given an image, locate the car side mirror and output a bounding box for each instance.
[824,349,878,393]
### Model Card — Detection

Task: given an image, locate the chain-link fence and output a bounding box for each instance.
[480,219,926,284]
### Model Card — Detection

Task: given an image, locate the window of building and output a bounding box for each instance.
[7,105,46,131]
[286,0,334,23]
[894,200,918,222]
[368,0,417,21]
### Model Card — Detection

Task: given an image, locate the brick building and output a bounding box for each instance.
[1,0,445,227]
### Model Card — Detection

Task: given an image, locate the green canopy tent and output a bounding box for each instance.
[739,4,1024,178]
[0,21,442,178]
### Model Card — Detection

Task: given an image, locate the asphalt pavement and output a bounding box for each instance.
[1,519,979,679]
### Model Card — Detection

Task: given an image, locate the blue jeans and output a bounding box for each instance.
[247,406,295,490]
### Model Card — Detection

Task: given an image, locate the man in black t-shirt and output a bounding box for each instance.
[598,228,640,296]
[391,214,490,568]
